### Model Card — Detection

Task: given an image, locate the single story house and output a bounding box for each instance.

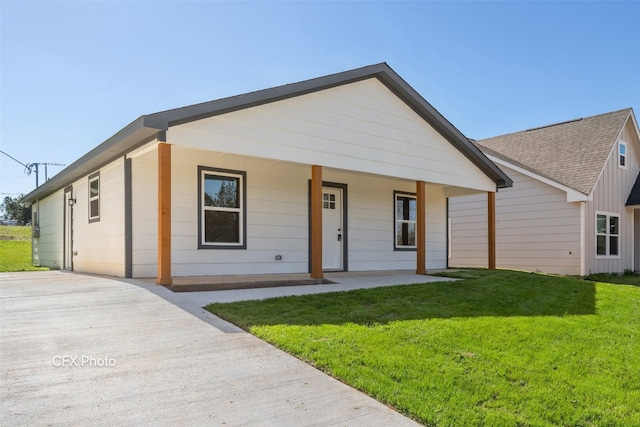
[449,108,640,275]
[22,63,512,284]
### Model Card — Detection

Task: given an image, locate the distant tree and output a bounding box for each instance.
[1,195,31,225]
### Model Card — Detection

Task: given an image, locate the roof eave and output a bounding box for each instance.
[21,117,163,203]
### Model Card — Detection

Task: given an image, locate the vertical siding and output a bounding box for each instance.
[585,121,640,274]
[70,158,126,276]
[32,189,64,269]
[449,166,582,275]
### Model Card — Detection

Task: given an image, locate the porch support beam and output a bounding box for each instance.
[416,180,426,275]
[488,191,496,270]
[157,142,172,285]
[310,165,323,279]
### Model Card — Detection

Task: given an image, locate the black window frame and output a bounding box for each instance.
[88,171,100,223]
[197,166,247,249]
[394,190,417,251]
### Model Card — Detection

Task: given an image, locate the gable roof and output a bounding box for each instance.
[22,63,511,203]
[627,172,640,206]
[474,108,633,196]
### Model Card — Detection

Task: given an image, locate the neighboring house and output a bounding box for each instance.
[21,63,511,284]
[449,108,640,275]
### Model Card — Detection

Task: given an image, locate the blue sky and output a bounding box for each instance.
[1,1,638,197]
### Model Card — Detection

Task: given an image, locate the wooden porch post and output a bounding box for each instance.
[310,165,323,279]
[416,180,426,275]
[488,191,496,270]
[157,142,172,285]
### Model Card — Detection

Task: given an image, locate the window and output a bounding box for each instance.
[198,166,246,249]
[88,172,100,223]
[596,213,619,257]
[323,193,336,210]
[619,141,627,168]
[395,191,416,249]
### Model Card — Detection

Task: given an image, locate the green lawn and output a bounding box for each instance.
[206,270,640,426]
[0,225,49,272]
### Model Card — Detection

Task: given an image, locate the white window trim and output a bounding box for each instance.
[198,166,246,249]
[394,191,417,250]
[595,211,620,258]
[618,140,627,169]
[88,172,100,223]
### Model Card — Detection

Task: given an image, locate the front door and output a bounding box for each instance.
[322,187,343,271]
[63,188,73,270]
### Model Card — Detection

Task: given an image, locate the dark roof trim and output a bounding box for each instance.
[22,62,511,203]
[143,63,512,189]
[627,172,640,206]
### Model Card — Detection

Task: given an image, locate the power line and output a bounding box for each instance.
[0,151,65,187]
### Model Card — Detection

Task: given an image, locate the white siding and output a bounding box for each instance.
[168,78,496,193]
[70,158,126,276]
[585,119,640,274]
[32,190,64,269]
[449,165,582,275]
[131,145,448,277]
[131,146,159,278]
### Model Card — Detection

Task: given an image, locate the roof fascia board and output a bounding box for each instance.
[487,155,591,202]
[22,118,161,203]
[143,63,392,129]
[144,63,512,189]
[372,71,512,190]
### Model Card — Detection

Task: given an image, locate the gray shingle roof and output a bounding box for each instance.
[474,108,632,195]
[627,172,640,206]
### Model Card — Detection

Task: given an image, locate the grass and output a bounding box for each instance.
[0,225,49,272]
[585,272,640,287]
[206,269,640,426]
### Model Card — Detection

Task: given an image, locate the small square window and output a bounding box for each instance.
[619,141,627,168]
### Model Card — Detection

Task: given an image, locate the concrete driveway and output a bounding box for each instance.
[1,271,423,426]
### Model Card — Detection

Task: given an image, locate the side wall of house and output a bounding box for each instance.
[32,189,64,269]
[69,157,126,276]
[449,165,582,275]
[585,120,640,274]
[130,145,447,277]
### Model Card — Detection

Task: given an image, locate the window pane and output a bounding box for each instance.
[596,215,607,234]
[609,216,619,235]
[610,236,619,256]
[596,235,606,255]
[396,222,416,246]
[620,143,626,155]
[90,199,99,218]
[204,175,239,208]
[90,179,99,197]
[205,211,240,243]
[396,196,416,221]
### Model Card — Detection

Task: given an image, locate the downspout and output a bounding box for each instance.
[580,201,586,276]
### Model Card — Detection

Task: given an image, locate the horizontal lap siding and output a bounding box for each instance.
[71,159,125,276]
[449,166,582,275]
[169,78,496,192]
[131,146,449,277]
[32,190,64,269]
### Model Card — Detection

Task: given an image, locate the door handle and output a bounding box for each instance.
[337,234,342,241]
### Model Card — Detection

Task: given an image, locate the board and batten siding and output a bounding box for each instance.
[584,121,640,274]
[32,189,64,269]
[69,158,126,276]
[130,144,448,277]
[449,165,582,275]
[167,78,497,193]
